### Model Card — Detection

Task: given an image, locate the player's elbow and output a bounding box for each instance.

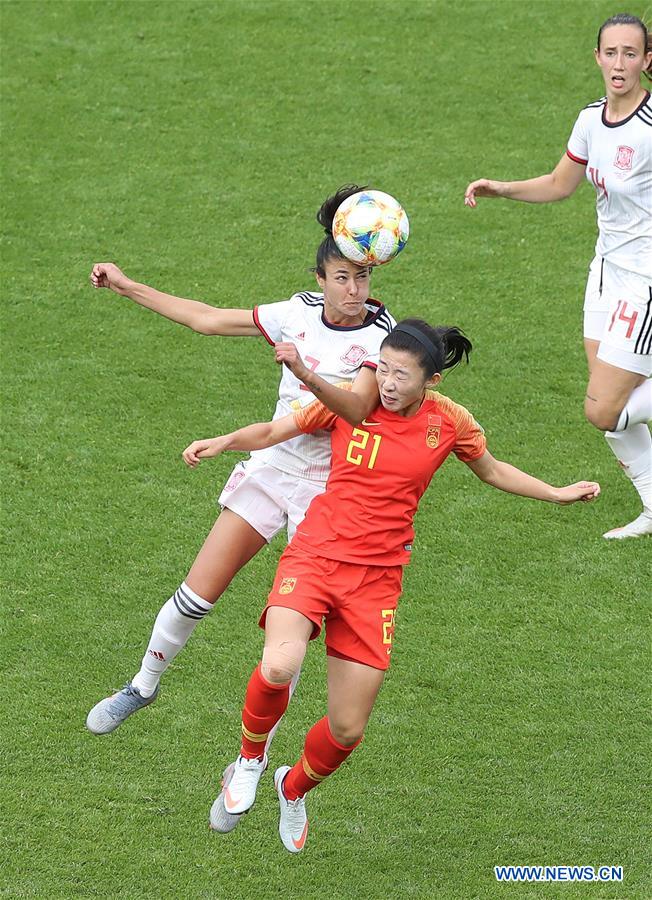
[190,322,215,335]
[194,311,226,335]
[476,459,503,487]
[265,422,291,448]
[265,424,278,446]
[341,405,367,426]
[549,175,578,201]
[345,394,378,426]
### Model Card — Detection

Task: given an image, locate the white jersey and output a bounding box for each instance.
[252,291,395,481]
[566,90,652,279]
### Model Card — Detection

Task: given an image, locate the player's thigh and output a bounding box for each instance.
[584,338,600,374]
[585,360,646,430]
[326,655,385,745]
[597,264,652,364]
[263,606,314,648]
[583,256,608,375]
[219,459,288,542]
[185,509,267,602]
[583,256,608,345]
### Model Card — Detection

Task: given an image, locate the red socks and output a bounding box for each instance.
[240,664,290,759]
[283,716,362,800]
[239,669,363,796]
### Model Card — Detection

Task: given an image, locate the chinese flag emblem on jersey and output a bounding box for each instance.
[426,414,441,448]
[279,577,297,595]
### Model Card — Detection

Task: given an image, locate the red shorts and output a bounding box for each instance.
[261,543,403,671]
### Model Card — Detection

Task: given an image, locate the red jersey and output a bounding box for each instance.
[292,388,486,566]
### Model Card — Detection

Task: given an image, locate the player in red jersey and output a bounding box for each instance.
[183,319,600,853]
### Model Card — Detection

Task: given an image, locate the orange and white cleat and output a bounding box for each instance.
[274,765,308,853]
[209,762,243,834]
[603,512,652,540]
[218,754,267,816]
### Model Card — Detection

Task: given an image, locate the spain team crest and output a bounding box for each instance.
[426,414,441,448]
[614,145,634,171]
[223,468,245,493]
[340,344,367,367]
[279,577,297,595]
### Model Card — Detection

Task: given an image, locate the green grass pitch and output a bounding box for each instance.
[2,1,650,897]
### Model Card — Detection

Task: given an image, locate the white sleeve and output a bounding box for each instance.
[253,299,293,345]
[364,345,382,368]
[566,111,588,164]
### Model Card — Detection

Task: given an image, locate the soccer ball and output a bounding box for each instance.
[332,190,409,266]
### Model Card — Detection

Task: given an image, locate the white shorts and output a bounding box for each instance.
[583,256,652,376]
[218,457,326,543]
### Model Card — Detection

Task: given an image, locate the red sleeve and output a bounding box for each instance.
[293,382,353,433]
[453,407,487,462]
[430,393,487,462]
[294,399,338,433]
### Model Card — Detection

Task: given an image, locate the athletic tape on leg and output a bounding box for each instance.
[261,641,307,685]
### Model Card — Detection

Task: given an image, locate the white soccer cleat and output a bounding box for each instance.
[209,762,243,833]
[603,512,652,540]
[274,765,308,853]
[220,754,267,815]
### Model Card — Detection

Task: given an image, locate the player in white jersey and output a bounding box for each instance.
[84,185,396,794]
[464,14,652,539]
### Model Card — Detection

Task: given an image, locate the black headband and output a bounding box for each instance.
[392,324,440,374]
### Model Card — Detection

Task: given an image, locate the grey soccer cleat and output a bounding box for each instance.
[209,762,243,834]
[86,681,159,734]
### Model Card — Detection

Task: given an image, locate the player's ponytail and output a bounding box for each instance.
[436,326,473,371]
[383,319,472,378]
[314,184,368,276]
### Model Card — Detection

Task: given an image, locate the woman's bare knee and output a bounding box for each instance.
[328,714,367,747]
[261,641,307,684]
[585,361,644,432]
[584,397,619,431]
[260,608,312,684]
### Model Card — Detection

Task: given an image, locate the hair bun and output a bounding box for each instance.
[317,183,367,233]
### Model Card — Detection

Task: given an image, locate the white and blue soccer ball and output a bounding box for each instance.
[332,190,409,266]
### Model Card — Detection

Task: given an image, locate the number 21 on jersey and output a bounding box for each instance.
[346,428,382,469]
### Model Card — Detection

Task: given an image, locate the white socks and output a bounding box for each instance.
[132,582,213,698]
[615,379,652,430]
[604,422,652,515]
[606,380,652,517]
